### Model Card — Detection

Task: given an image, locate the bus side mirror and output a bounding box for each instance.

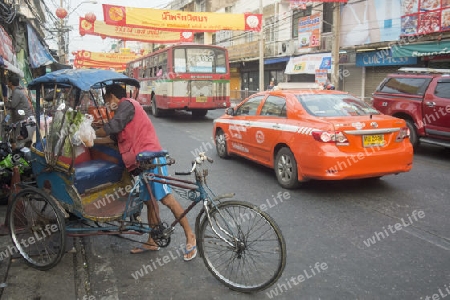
[226,107,234,116]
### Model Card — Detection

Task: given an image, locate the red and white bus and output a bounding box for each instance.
[126,43,230,117]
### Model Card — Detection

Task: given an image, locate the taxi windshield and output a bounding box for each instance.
[296,94,380,117]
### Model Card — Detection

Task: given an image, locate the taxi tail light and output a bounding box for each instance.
[312,131,348,143]
[395,127,409,142]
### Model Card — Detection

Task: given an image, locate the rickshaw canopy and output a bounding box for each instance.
[28,69,140,91]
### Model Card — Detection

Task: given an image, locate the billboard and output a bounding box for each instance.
[340,0,450,47]
[340,0,404,47]
[102,5,262,32]
[79,17,194,43]
[298,13,321,49]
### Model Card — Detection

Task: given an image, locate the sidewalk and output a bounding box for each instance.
[0,203,80,300]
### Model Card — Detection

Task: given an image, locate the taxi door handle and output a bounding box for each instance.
[426,101,436,108]
[272,124,281,129]
[245,122,251,126]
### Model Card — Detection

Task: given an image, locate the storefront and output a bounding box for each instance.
[391,40,450,69]
[354,49,418,100]
[264,57,290,87]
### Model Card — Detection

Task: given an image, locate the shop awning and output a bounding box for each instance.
[265,57,290,65]
[391,41,450,58]
[285,53,331,74]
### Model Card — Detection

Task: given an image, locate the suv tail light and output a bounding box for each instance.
[395,127,409,142]
[312,131,349,144]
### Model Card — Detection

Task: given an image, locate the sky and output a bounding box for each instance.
[45,0,171,57]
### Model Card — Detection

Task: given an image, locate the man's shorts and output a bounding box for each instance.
[138,156,172,202]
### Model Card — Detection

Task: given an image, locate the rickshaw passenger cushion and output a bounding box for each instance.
[90,144,124,167]
[74,160,123,194]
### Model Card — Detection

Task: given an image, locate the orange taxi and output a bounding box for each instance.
[213,83,413,189]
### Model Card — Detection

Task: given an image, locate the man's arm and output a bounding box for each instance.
[94,100,134,143]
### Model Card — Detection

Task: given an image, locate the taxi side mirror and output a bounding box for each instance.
[226,107,235,116]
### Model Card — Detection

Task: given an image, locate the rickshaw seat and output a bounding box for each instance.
[74,160,123,194]
[136,150,168,162]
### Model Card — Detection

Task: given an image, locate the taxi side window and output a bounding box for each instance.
[260,96,286,117]
[235,96,264,116]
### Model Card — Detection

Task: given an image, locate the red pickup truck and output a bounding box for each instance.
[372,68,450,149]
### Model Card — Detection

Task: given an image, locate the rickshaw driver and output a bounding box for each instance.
[94,84,197,261]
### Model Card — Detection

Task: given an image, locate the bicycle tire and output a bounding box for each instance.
[198,200,286,293]
[8,188,66,270]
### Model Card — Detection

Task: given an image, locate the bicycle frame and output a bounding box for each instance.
[66,155,239,253]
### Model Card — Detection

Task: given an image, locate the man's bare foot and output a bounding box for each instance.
[130,240,160,254]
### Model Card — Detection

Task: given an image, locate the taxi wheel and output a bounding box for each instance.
[275,147,299,189]
[215,129,230,158]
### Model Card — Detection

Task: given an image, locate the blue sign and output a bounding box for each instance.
[319,57,332,69]
[356,49,417,67]
[27,24,55,68]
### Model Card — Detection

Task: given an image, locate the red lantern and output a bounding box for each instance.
[56,7,68,19]
[85,12,96,23]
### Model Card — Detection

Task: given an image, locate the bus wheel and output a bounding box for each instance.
[152,97,161,118]
[192,110,207,118]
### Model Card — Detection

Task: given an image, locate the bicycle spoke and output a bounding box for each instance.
[199,201,286,292]
[9,189,66,270]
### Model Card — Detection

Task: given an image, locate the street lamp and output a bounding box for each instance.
[56,0,97,64]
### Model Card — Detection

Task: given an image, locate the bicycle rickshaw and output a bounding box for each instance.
[7,69,286,292]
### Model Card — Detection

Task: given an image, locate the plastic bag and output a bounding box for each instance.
[77,115,96,147]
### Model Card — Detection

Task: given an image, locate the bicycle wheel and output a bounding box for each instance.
[198,200,286,293]
[8,188,66,270]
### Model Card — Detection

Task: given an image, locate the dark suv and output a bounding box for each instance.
[372,68,450,149]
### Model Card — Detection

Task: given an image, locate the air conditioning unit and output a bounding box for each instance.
[321,33,333,51]
[278,41,295,56]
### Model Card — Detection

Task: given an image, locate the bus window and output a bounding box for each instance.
[186,48,215,73]
[216,51,227,73]
[174,48,187,73]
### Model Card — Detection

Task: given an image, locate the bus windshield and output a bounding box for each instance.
[174,47,227,74]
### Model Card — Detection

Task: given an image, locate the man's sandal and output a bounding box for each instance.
[183,245,197,262]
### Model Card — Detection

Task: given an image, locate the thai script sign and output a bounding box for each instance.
[102,4,262,32]
[79,17,194,43]
[298,13,321,49]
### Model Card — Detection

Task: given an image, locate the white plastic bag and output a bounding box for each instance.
[77,114,96,147]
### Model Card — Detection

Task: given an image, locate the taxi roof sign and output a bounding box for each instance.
[276,82,321,90]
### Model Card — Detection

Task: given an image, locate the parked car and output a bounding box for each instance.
[213,83,413,189]
[372,67,450,149]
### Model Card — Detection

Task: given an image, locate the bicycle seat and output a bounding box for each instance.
[136,150,168,162]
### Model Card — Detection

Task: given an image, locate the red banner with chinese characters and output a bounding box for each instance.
[79,17,194,43]
[102,4,262,32]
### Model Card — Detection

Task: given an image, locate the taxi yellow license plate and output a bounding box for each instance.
[363,134,384,147]
[196,96,207,102]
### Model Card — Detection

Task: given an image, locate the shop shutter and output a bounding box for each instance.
[342,65,362,98]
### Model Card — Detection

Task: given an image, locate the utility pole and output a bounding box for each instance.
[259,0,265,92]
[331,3,340,89]
[59,0,64,63]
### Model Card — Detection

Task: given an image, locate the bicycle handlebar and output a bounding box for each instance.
[175,152,213,176]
